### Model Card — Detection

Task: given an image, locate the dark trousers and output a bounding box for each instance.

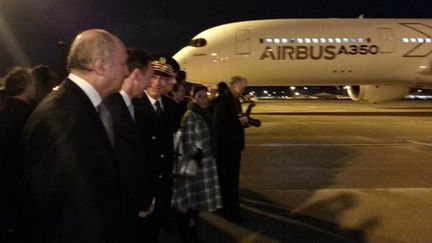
[178,209,199,243]
[0,186,36,243]
[139,209,162,242]
[119,214,142,243]
[217,148,241,216]
[139,177,174,242]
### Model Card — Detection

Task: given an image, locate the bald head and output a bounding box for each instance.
[67,29,119,72]
[66,29,129,98]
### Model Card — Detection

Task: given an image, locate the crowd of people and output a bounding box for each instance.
[0,29,252,243]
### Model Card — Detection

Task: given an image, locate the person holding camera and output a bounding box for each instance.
[213,76,249,223]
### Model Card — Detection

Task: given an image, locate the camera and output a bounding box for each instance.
[247,117,261,127]
[242,100,261,128]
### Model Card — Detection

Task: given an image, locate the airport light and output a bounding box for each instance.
[263,90,268,94]
[290,86,296,90]
[303,87,308,90]
[294,92,300,96]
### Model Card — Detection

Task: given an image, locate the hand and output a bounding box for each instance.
[239,116,249,126]
[138,197,155,218]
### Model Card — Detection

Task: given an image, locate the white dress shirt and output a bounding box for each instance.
[68,73,102,109]
[120,89,135,119]
[144,91,163,112]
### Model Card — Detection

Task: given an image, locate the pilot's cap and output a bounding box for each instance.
[150,55,178,77]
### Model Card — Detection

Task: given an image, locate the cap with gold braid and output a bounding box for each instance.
[151,56,176,77]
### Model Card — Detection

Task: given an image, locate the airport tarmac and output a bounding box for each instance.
[247,99,432,115]
[195,100,432,243]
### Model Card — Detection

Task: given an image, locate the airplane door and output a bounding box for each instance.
[235,29,250,55]
[378,28,395,54]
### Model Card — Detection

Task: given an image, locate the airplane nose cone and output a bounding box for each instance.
[173,48,188,70]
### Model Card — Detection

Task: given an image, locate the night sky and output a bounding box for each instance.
[0,0,431,76]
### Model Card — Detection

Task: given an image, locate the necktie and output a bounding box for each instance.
[155,100,162,114]
[98,103,115,147]
[127,103,135,121]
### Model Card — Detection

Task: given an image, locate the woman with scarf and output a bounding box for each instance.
[171,85,222,243]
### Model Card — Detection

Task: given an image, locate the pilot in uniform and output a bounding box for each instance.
[133,56,177,242]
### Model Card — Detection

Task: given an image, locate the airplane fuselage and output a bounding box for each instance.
[174,19,432,88]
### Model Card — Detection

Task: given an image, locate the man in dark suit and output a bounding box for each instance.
[21,29,129,243]
[213,76,249,223]
[133,55,178,242]
[0,86,7,112]
[104,49,154,242]
[0,67,36,242]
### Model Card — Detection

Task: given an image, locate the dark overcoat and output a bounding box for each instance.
[22,79,122,243]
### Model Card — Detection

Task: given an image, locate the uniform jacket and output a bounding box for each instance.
[132,94,176,209]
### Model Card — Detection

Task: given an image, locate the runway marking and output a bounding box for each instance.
[240,203,355,242]
[241,198,290,212]
[246,143,422,147]
[200,213,278,242]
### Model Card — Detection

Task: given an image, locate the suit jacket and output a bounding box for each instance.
[22,79,122,243]
[133,94,176,210]
[0,88,7,112]
[0,98,33,180]
[213,91,245,152]
[0,98,33,228]
[104,93,153,221]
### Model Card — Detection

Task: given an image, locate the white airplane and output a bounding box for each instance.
[173,19,432,102]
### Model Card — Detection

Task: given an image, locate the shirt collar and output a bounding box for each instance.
[145,91,163,109]
[119,89,132,107]
[68,73,102,108]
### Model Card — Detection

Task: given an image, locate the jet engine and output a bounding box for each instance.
[347,85,409,103]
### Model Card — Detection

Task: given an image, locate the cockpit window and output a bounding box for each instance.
[189,38,207,47]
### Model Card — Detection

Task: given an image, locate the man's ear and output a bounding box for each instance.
[131,69,142,82]
[93,58,105,75]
